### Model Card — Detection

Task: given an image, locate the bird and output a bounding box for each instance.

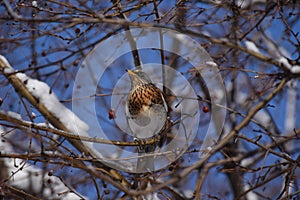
[125,69,168,172]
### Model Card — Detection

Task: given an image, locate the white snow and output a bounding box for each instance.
[245,41,260,54]
[0,126,86,199]
[1,55,89,136]
[205,61,218,68]
[244,184,259,200]
[279,57,292,69]
[183,189,194,199]
[1,54,102,161]
[15,72,89,135]
[291,66,300,73]
[240,157,255,167]
[6,110,22,120]
[278,57,300,73]
[236,0,267,9]
[32,0,38,7]
[3,66,15,74]
[0,55,12,69]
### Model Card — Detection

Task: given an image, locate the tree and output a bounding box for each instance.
[0,0,299,199]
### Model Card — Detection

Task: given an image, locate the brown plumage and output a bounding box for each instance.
[126,69,168,172]
[126,69,167,137]
[128,83,165,116]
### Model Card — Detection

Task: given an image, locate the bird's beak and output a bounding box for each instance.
[126,69,135,76]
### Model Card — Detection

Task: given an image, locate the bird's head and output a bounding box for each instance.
[126,69,152,87]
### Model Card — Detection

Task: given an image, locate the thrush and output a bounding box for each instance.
[126,69,167,172]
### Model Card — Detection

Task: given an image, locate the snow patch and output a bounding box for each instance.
[205,61,218,68]
[245,41,260,54]
[15,73,89,135]
[278,57,300,73]
[0,127,86,199]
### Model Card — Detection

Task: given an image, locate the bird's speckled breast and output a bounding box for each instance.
[128,83,165,116]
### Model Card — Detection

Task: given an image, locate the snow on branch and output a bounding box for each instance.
[0,55,91,155]
[0,126,86,200]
